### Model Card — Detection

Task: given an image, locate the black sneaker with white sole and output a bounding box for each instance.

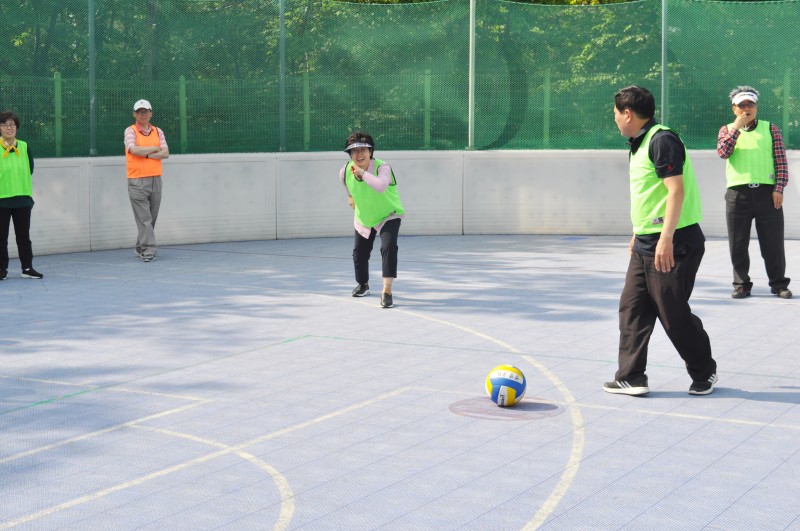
[603,375,649,396]
[0,269,6,280]
[689,374,718,395]
[21,268,43,279]
[352,283,369,297]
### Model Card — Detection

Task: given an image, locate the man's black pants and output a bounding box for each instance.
[725,185,789,291]
[617,245,716,383]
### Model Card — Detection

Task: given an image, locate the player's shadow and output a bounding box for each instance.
[651,387,800,405]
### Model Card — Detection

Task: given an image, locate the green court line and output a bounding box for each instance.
[0,334,312,416]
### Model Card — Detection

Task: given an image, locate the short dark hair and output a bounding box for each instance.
[614,86,655,120]
[344,130,375,157]
[0,110,20,129]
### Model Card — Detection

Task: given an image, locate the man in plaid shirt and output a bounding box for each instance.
[717,86,791,299]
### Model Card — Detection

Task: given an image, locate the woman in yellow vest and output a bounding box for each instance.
[338,131,405,308]
[0,109,42,280]
[717,86,791,299]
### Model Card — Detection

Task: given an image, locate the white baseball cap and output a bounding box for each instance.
[731,92,758,106]
[133,99,152,111]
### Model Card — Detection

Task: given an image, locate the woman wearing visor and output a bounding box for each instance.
[338,131,405,308]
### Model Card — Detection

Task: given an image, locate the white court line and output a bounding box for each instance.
[392,307,585,531]
[137,425,295,531]
[0,400,209,465]
[572,402,800,431]
[0,387,411,530]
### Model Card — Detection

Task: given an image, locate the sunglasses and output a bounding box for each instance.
[735,101,756,109]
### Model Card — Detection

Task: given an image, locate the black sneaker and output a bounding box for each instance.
[21,268,43,279]
[772,288,792,299]
[603,375,649,396]
[731,286,751,299]
[689,374,718,395]
[381,292,393,308]
[0,269,6,280]
[352,283,369,297]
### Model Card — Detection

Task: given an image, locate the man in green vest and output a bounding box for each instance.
[604,86,717,396]
[717,86,791,299]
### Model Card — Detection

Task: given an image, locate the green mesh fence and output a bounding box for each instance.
[1,0,799,157]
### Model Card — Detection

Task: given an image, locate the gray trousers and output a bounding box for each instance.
[128,177,162,258]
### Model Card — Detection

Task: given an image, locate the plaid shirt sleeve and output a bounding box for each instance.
[716,124,738,158]
[771,122,789,194]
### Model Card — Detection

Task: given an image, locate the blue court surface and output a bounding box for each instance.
[1,235,799,530]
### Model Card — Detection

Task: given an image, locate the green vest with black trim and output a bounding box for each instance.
[725,120,775,188]
[345,158,405,228]
[0,140,32,199]
[629,125,702,235]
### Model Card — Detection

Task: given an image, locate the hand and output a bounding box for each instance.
[773,191,783,209]
[732,109,755,130]
[654,235,675,273]
[348,196,355,210]
[351,165,364,181]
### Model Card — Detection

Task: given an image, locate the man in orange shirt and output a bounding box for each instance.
[124,99,169,262]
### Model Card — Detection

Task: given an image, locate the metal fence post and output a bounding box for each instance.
[424,69,431,149]
[783,69,791,147]
[179,76,188,154]
[304,70,311,151]
[54,72,62,157]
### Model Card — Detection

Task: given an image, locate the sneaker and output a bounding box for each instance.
[142,255,156,262]
[689,374,718,395]
[381,292,393,308]
[352,283,369,297]
[772,288,792,299]
[134,249,144,258]
[731,286,751,299]
[603,375,649,396]
[0,269,6,280]
[21,267,43,279]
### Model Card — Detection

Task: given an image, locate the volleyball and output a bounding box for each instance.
[485,365,526,407]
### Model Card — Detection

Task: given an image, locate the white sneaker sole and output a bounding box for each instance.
[603,384,649,396]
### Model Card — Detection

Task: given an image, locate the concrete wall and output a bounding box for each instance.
[15,150,800,257]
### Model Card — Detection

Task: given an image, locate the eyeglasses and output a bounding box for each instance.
[735,102,756,109]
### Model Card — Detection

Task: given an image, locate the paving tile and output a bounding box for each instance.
[1,236,798,529]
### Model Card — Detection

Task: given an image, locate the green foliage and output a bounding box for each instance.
[1,0,798,156]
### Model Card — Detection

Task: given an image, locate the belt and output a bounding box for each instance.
[731,183,768,190]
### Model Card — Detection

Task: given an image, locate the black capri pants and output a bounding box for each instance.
[353,218,401,285]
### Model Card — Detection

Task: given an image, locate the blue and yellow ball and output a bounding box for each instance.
[485,365,526,407]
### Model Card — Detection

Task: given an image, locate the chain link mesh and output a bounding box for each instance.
[1,0,798,157]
